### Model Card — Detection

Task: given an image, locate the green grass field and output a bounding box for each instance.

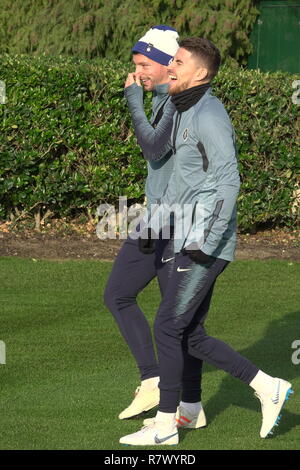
[0,257,299,450]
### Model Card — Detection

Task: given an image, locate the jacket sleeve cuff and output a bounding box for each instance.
[124,83,143,100]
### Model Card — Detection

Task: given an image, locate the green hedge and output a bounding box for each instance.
[0,54,299,231]
[213,65,300,229]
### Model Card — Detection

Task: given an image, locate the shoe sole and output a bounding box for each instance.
[119,402,159,420]
[121,408,155,420]
[121,443,178,447]
[265,387,294,438]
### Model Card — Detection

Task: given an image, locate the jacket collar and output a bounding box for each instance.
[153,82,170,97]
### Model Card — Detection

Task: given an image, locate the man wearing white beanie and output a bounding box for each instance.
[104,25,207,431]
[131,24,179,70]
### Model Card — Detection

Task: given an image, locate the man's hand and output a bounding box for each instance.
[125,72,142,88]
[183,248,215,264]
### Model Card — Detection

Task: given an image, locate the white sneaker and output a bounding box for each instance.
[120,422,178,446]
[255,378,293,438]
[119,385,159,420]
[143,403,207,429]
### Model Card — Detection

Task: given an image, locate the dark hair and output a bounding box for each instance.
[179,37,221,81]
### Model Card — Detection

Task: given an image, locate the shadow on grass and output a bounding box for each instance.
[202,309,300,437]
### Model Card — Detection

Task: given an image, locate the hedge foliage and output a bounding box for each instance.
[0,54,299,231]
[0,0,258,64]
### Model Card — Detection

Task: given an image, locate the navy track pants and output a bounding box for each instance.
[154,252,259,413]
[104,235,206,402]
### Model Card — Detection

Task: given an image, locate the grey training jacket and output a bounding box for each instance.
[124,83,175,209]
[161,88,240,261]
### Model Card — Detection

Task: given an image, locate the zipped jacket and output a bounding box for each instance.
[162,88,240,261]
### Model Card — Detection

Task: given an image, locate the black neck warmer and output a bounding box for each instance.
[171,83,211,112]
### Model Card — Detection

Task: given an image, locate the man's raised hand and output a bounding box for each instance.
[125,72,142,88]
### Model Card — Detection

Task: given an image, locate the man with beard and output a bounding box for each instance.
[120,37,293,446]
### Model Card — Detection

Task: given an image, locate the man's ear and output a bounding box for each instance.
[195,67,209,83]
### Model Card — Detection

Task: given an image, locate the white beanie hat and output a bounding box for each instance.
[132,25,179,66]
